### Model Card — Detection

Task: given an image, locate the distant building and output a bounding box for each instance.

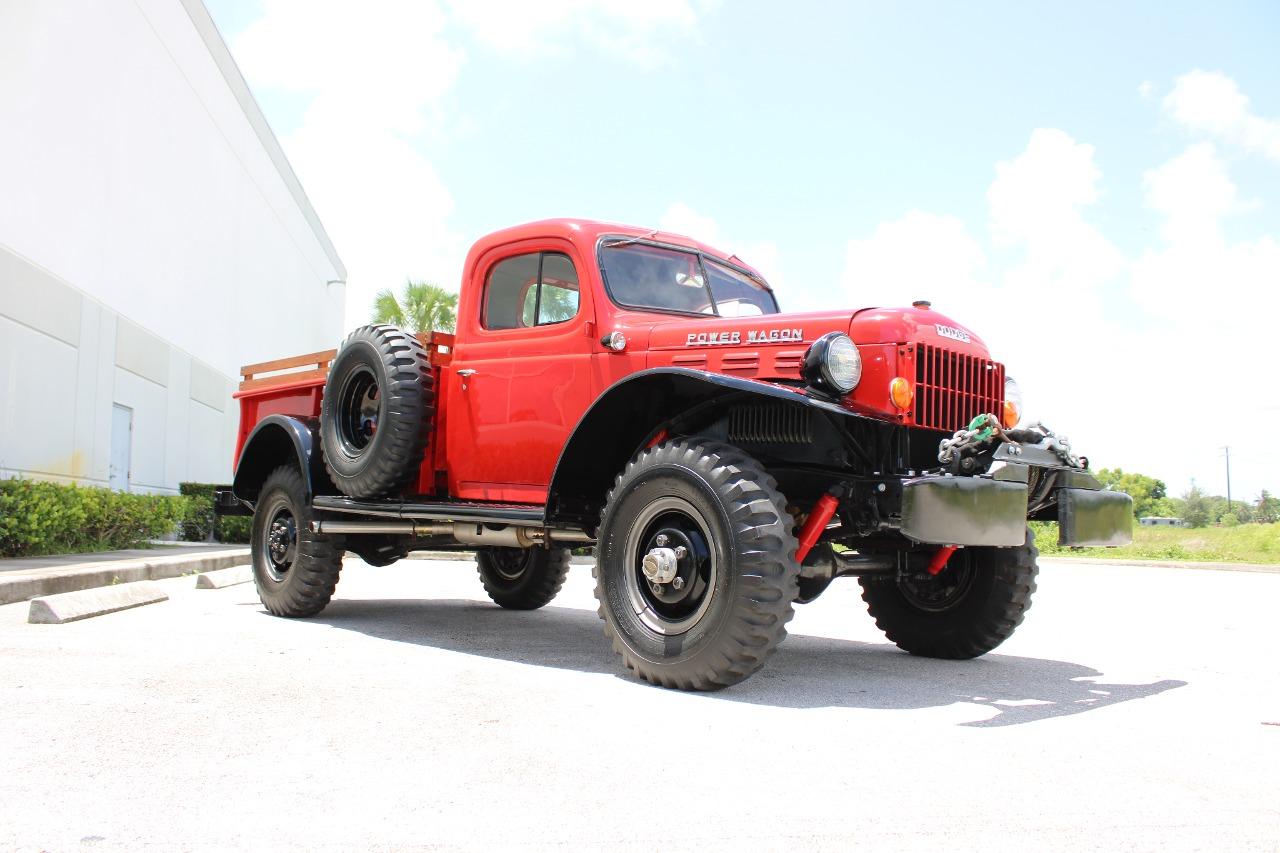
[0,0,345,493]
[1139,517,1183,527]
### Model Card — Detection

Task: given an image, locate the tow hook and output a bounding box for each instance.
[926,545,958,576]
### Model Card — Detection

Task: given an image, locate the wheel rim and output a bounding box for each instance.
[262,497,298,583]
[336,366,381,456]
[898,551,975,613]
[490,548,530,582]
[623,496,717,636]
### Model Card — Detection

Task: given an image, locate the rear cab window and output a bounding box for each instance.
[483,252,581,330]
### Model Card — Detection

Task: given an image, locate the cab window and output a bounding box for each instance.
[483,252,580,330]
[704,258,773,317]
[599,242,778,316]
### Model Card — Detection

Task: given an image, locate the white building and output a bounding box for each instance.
[0,0,345,493]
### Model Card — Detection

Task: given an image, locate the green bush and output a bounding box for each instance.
[178,482,251,544]
[0,479,189,558]
[179,482,216,541]
[1030,519,1280,563]
[217,515,251,544]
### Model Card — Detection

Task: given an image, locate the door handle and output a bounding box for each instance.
[457,368,477,390]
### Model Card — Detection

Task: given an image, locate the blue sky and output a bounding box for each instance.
[207,0,1280,502]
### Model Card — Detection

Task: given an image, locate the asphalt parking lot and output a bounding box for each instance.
[2,556,1277,851]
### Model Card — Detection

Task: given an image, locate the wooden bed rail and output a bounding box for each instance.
[238,331,455,393]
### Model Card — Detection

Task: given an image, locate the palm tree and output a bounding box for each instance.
[372,281,458,333]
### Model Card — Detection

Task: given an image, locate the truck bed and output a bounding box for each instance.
[232,331,455,482]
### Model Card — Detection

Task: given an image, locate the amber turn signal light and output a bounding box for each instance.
[1002,399,1020,428]
[889,377,914,409]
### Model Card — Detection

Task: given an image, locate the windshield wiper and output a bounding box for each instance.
[602,229,659,249]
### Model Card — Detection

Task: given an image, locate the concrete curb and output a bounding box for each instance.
[0,548,251,606]
[28,581,168,624]
[1040,556,1280,574]
[195,565,253,589]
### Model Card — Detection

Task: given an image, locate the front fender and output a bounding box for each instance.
[232,415,332,504]
[545,367,887,527]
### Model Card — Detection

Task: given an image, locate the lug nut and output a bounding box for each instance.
[651,582,664,595]
[672,577,684,590]
[655,534,669,546]
[674,545,687,559]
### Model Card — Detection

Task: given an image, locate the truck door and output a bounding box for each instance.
[445,242,598,503]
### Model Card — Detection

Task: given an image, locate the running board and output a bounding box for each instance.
[312,495,547,527]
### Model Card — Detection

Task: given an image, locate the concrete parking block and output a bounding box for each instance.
[195,565,253,589]
[27,581,168,624]
[0,548,249,605]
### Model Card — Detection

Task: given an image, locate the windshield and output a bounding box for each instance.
[599,242,778,317]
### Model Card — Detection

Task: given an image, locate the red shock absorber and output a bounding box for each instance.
[795,490,841,563]
[926,545,958,576]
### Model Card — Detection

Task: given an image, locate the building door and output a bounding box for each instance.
[109,404,132,492]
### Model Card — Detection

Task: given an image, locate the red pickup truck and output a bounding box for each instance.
[219,218,1131,690]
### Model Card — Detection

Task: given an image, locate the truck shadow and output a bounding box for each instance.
[308,598,1185,727]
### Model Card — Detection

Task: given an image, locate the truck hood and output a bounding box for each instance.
[645,306,990,357]
[640,304,1000,427]
[848,305,990,354]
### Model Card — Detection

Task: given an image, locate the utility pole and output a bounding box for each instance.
[1222,446,1232,515]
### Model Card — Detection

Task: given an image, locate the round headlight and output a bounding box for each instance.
[1003,376,1024,428]
[802,332,862,395]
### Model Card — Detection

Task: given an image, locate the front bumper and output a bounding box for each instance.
[1057,487,1133,547]
[901,476,1030,547]
[899,456,1133,548]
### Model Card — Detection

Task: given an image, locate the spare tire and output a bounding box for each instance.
[320,325,433,499]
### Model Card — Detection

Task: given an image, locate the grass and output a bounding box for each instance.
[1031,521,1280,564]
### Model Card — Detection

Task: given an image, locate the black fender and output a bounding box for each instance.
[544,367,883,527]
[232,415,334,505]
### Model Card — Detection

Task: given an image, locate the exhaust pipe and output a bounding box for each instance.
[311,521,450,536]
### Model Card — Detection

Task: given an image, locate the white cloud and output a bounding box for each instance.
[1141,142,1240,245]
[281,115,462,322]
[988,128,1124,294]
[447,0,718,68]
[232,0,465,330]
[841,120,1280,497]
[841,211,987,309]
[659,201,722,244]
[228,0,718,329]
[839,190,1121,457]
[1133,141,1280,341]
[234,0,463,133]
[1163,69,1280,162]
[1128,141,1280,487]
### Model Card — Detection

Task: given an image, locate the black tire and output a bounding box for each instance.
[476,546,572,610]
[858,527,1039,659]
[251,465,344,617]
[320,324,433,499]
[594,438,799,690]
